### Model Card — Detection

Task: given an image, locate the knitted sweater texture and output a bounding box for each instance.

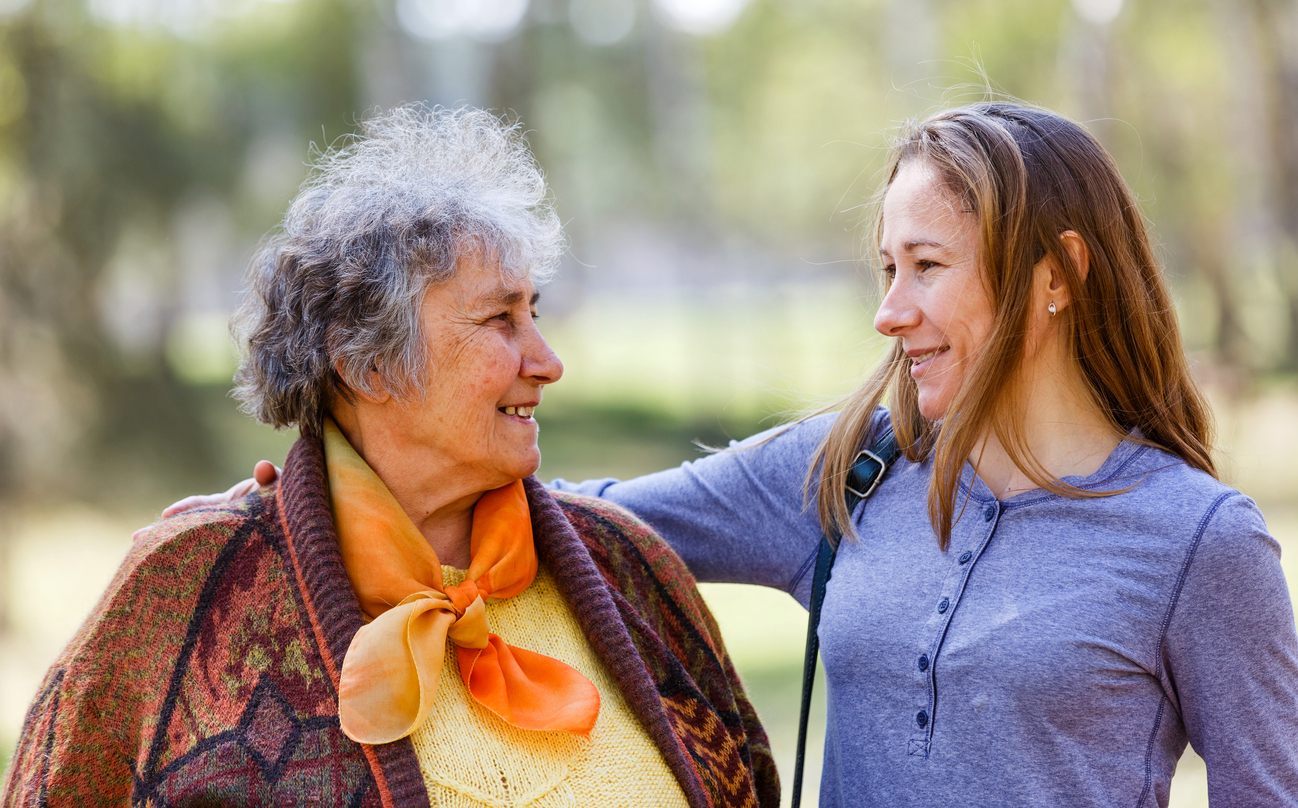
[1,436,778,808]
[410,566,690,807]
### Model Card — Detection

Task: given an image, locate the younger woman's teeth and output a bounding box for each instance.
[502,406,535,418]
[913,349,941,363]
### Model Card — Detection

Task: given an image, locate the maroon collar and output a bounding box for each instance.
[276,434,429,807]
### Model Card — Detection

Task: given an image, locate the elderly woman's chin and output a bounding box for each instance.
[496,436,543,482]
[327,402,547,494]
[468,420,544,487]
[441,422,544,488]
[480,413,545,482]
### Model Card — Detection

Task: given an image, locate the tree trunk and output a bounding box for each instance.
[1247,0,1298,369]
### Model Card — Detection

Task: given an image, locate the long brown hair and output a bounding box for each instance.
[811,102,1216,549]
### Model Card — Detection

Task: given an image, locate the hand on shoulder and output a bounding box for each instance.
[133,461,281,541]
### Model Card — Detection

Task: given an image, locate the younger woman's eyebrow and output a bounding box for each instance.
[879,239,944,257]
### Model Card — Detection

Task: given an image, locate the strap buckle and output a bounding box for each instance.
[845,448,889,501]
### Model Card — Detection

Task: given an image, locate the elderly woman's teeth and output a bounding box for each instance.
[502,406,535,418]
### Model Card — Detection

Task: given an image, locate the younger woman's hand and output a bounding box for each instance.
[159,460,282,518]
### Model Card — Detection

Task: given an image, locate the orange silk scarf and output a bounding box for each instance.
[324,420,600,745]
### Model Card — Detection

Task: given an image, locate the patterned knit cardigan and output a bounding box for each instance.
[2,436,779,808]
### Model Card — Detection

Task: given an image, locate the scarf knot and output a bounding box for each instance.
[445,579,485,615]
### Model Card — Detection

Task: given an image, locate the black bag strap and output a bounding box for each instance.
[790,426,900,808]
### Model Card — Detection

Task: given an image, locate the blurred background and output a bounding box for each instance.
[2,0,1298,803]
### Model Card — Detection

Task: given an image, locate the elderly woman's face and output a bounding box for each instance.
[873,161,993,421]
[396,250,563,488]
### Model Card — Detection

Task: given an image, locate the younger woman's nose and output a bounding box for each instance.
[873,280,919,337]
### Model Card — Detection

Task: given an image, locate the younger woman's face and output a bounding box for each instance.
[873,161,995,421]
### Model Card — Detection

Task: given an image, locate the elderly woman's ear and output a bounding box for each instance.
[334,361,393,405]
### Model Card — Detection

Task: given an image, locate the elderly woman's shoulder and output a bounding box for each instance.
[546,489,725,652]
[42,485,290,695]
[551,489,659,542]
[6,484,330,804]
[121,486,279,601]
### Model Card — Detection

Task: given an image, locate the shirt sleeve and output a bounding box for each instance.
[1160,492,1298,805]
[549,414,840,593]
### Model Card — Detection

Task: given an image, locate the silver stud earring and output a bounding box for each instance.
[1048,301,1057,317]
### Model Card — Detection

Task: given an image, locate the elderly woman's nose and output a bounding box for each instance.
[874,280,919,336]
[522,327,564,384]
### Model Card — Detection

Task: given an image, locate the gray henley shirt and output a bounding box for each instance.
[552,411,1298,807]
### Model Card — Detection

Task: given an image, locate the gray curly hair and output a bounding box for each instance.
[232,104,564,436]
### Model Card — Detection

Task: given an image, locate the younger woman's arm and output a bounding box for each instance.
[551,415,839,596]
[1160,493,1298,805]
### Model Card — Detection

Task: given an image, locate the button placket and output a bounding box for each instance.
[910,499,1002,756]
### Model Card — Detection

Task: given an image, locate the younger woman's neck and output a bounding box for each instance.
[972,356,1122,500]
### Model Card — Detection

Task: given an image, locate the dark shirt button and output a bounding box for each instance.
[983,505,995,522]
[916,710,929,728]
[918,654,929,672]
[958,551,972,564]
[937,598,950,614]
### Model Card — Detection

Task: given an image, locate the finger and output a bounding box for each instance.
[161,494,227,519]
[253,460,280,487]
[225,478,257,500]
[132,524,157,542]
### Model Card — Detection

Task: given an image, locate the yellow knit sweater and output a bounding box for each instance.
[409,566,691,808]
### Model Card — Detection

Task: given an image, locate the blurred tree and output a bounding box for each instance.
[0,0,362,625]
[1244,0,1298,369]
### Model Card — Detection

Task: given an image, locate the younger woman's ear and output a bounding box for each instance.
[1038,230,1088,316]
[1060,230,1090,284]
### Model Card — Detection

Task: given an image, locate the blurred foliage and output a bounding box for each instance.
[0,0,363,509]
[0,0,1296,513]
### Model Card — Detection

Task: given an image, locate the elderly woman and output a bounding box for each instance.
[1,106,776,807]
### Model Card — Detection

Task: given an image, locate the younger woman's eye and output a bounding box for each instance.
[882,263,897,278]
